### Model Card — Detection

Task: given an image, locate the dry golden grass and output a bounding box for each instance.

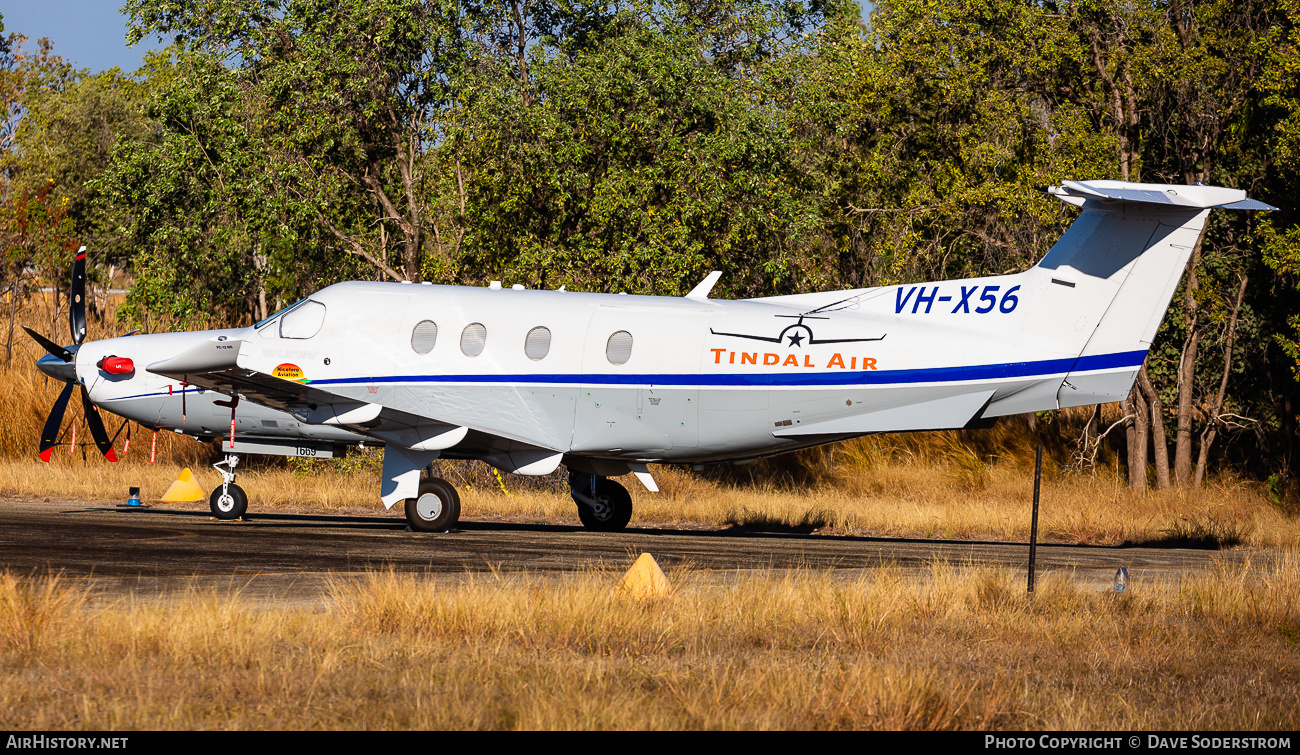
[6,453,1291,549]
[1,557,1298,730]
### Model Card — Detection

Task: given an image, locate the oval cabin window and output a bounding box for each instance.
[606,330,633,365]
[410,320,438,354]
[460,323,487,357]
[524,326,551,360]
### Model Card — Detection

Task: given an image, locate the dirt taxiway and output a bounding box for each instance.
[0,497,1268,603]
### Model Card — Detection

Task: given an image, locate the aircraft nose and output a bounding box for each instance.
[36,352,77,382]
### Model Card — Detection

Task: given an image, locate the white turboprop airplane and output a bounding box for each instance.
[27,180,1275,532]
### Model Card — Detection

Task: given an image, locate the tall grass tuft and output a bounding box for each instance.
[1133,514,1255,549]
[0,572,87,658]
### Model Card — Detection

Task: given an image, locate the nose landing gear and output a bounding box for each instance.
[569,471,632,532]
[210,453,247,520]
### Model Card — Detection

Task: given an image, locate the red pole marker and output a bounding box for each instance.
[70,423,76,456]
[123,423,132,457]
[181,380,187,422]
[150,429,157,464]
[214,395,239,449]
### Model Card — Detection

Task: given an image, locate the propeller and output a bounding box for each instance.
[26,247,118,463]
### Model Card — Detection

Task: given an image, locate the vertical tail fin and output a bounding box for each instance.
[1035,181,1275,408]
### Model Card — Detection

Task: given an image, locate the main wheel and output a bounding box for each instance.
[571,475,632,532]
[404,477,461,532]
[210,483,248,520]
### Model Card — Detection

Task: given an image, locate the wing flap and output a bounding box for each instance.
[772,390,994,437]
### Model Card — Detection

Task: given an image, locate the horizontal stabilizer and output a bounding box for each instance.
[1218,198,1278,211]
[1049,180,1276,211]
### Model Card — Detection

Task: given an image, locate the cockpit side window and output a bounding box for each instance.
[279,300,326,339]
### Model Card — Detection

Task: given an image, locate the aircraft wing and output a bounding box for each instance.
[145,335,560,469]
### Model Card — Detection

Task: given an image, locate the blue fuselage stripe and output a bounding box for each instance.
[114,350,1146,400]
[306,350,1148,388]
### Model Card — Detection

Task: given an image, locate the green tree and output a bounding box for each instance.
[125,0,479,284]
[97,47,354,327]
[456,0,840,297]
[829,0,1117,286]
[831,0,1298,484]
[8,56,152,269]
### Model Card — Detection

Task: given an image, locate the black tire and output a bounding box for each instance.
[210,483,248,520]
[572,475,633,532]
[404,477,461,532]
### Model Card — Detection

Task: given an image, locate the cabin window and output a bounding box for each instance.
[606,330,633,365]
[279,300,326,339]
[460,323,487,356]
[524,326,551,360]
[411,320,438,354]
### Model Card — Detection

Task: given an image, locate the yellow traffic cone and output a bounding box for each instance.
[618,553,672,599]
[161,468,206,503]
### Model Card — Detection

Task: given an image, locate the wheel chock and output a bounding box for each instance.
[618,553,672,599]
[161,468,206,503]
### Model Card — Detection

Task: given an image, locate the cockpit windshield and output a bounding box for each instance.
[254,299,309,330]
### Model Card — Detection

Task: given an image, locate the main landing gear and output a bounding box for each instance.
[569,471,632,532]
[210,453,248,520]
[404,477,461,532]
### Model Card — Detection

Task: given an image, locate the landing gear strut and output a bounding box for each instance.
[569,471,633,532]
[210,453,247,520]
[404,477,461,532]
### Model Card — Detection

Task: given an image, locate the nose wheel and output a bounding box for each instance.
[209,453,247,520]
[569,472,632,531]
[210,483,248,519]
[404,477,461,532]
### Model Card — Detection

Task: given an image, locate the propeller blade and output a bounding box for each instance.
[22,326,73,363]
[81,384,118,462]
[39,381,76,462]
[70,247,87,345]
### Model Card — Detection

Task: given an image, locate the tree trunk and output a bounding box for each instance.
[1173,236,1205,486]
[510,0,533,107]
[5,279,19,364]
[1193,274,1249,487]
[1138,366,1171,490]
[1122,393,1136,476]
[1124,388,1149,494]
[254,248,269,322]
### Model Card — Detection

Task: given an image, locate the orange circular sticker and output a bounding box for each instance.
[272,363,304,381]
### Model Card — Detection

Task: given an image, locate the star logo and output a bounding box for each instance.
[710,311,885,349]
